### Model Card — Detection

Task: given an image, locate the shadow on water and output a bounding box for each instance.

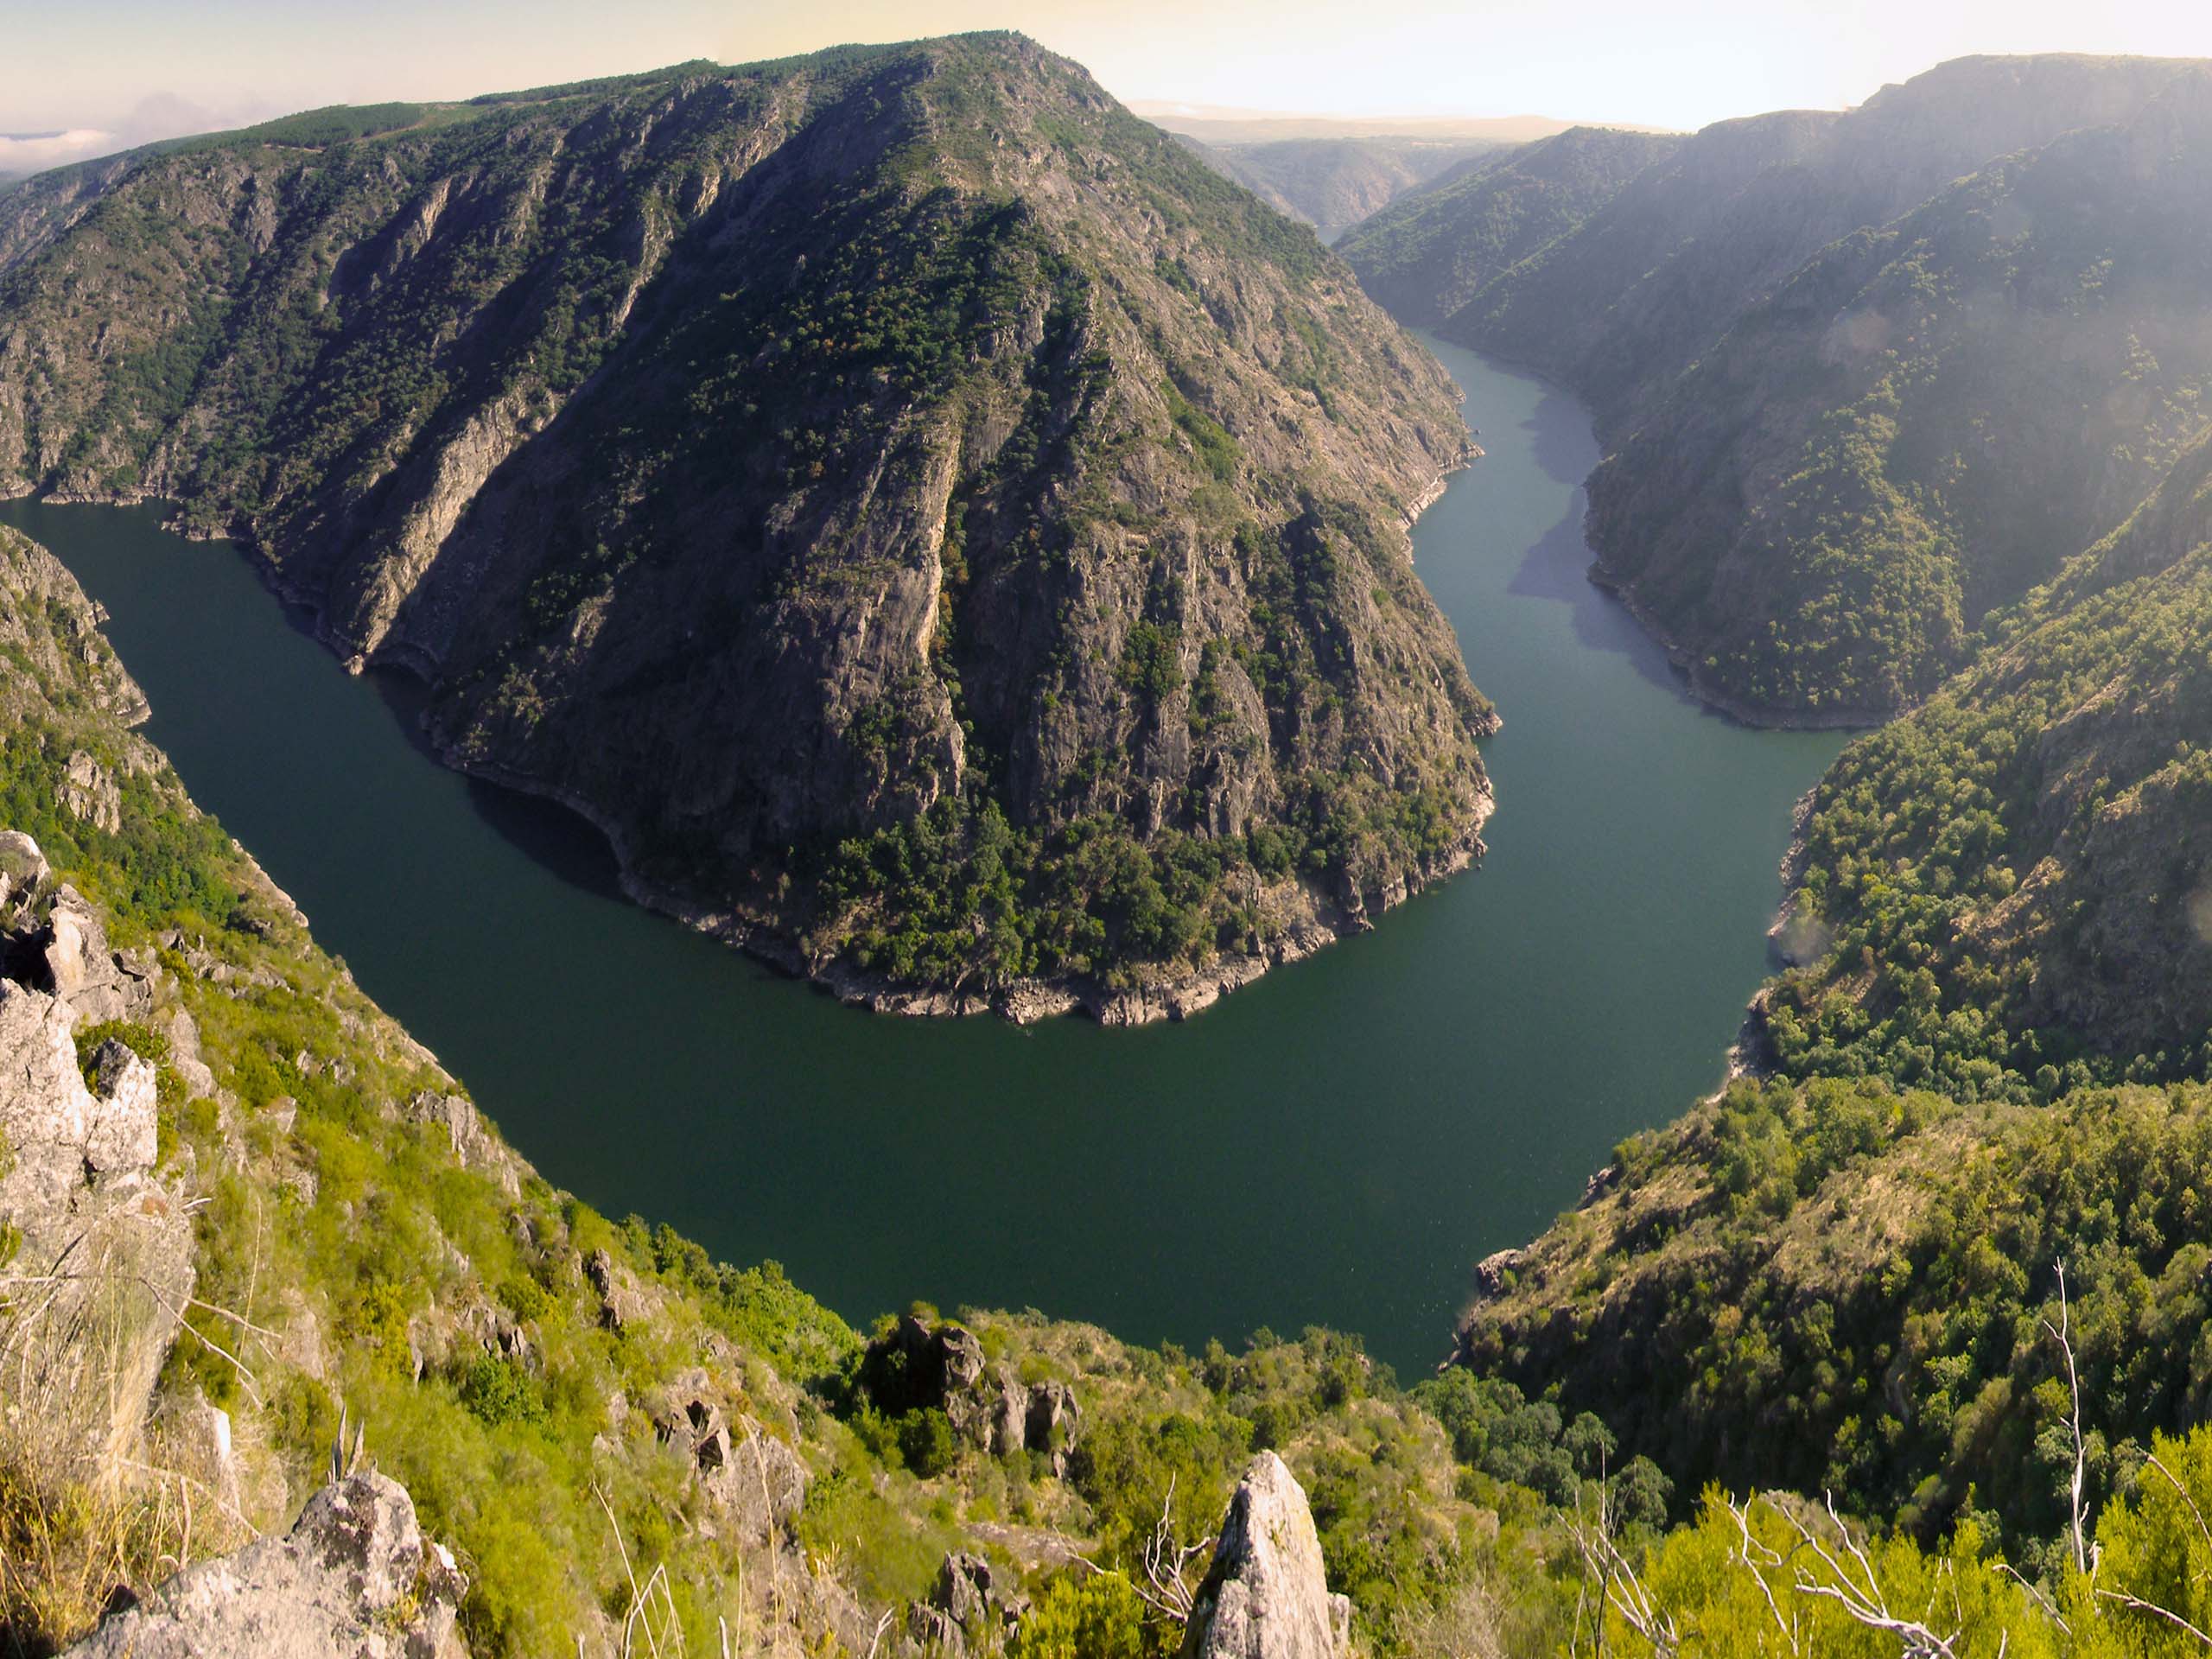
[365,666,628,900]
[1523,389,1596,488]
[1505,509,1682,700]
[0,341,1852,1372]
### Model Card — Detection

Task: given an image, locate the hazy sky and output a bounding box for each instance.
[7,0,2212,165]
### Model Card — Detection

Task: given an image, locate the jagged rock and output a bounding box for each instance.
[906,1604,963,1651]
[697,1416,810,1546]
[404,1090,517,1193]
[584,1246,639,1332]
[859,1316,1078,1463]
[82,1040,158,1172]
[64,1472,468,1658]
[1580,1165,1620,1208]
[912,1550,1027,1651]
[1471,1249,1527,1298]
[696,1421,733,1471]
[0,828,49,909]
[1025,1381,1082,1477]
[937,1551,994,1629]
[1180,1452,1351,1659]
[0,973,189,1467]
[21,883,155,1024]
[57,749,121,833]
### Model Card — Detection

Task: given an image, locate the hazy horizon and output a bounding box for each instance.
[8,0,2212,177]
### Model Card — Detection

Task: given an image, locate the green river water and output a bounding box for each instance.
[1,339,1847,1373]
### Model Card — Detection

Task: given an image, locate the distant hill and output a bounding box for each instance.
[1135,106,1674,243]
[1170,130,1515,243]
[1132,105,1594,146]
[1335,127,1683,321]
[1344,54,2212,726]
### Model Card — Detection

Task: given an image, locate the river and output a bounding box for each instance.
[0,339,1847,1375]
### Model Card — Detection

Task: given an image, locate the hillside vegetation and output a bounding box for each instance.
[0,35,1494,1018]
[18,505,2212,1655]
[1344,54,2212,723]
[1334,129,1682,327]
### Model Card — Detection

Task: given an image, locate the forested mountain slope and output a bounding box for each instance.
[1459,418,2212,1586]
[1751,426,2212,1092]
[1344,54,2212,723]
[1176,133,1512,244]
[1333,127,1681,326]
[0,35,1494,1018]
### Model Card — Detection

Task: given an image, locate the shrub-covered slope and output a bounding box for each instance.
[0,35,1494,1017]
[1457,1071,2212,1573]
[1345,53,2212,724]
[1336,128,1683,329]
[1749,427,2212,1095]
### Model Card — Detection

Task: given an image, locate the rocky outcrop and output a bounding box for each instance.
[907,1549,1030,1652]
[56,748,121,833]
[858,1316,1084,1467]
[681,1395,811,1545]
[1180,1452,1351,1659]
[0,838,190,1470]
[64,1472,469,1659]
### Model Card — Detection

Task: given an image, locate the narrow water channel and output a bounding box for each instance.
[1,339,1847,1373]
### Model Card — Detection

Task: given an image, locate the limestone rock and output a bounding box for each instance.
[0,974,189,1467]
[1180,1452,1351,1659]
[57,749,122,833]
[0,828,50,910]
[64,1472,468,1659]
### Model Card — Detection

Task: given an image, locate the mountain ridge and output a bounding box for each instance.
[0,33,1497,1020]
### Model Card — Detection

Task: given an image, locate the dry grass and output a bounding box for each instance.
[0,1425,239,1658]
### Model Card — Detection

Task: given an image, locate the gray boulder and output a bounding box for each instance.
[0,976,188,1468]
[1180,1452,1351,1659]
[0,828,50,911]
[64,1472,468,1658]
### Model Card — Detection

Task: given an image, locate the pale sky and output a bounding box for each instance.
[5,0,2212,170]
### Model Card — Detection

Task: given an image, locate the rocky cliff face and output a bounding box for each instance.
[0,842,191,1475]
[1345,53,2212,724]
[0,34,1495,1014]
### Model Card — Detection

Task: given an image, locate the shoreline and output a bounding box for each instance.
[1584,564,1898,734]
[9,473,1499,1028]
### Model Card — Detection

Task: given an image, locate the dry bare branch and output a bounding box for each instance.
[2041,1261,2089,1579]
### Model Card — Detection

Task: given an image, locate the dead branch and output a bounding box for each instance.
[2041,1261,2089,1579]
